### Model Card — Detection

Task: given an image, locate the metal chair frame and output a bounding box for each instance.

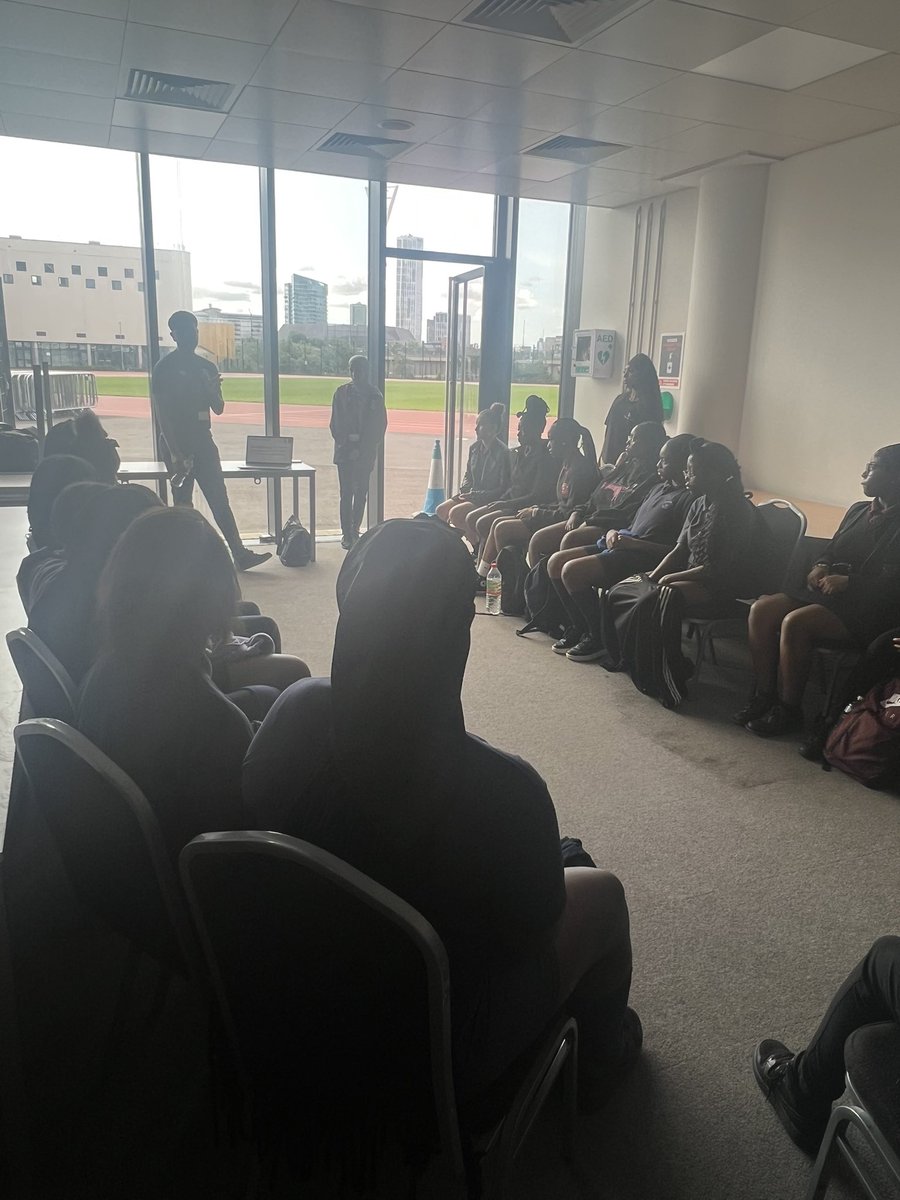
[180,831,578,1199]
[6,627,77,722]
[806,1077,900,1200]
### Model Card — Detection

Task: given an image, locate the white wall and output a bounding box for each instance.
[740,124,900,506]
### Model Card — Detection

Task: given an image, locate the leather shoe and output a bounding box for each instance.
[732,693,775,726]
[752,1039,829,1155]
[746,702,803,737]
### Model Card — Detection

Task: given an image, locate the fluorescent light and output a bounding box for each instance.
[694,28,883,91]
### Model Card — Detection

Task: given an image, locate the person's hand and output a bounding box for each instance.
[657,573,681,586]
[893,638,900,654]
[606,529,619,550]
[806,564,829,589]
[516,506,537,520]
[565,513,581,532]
[819,574,849,595]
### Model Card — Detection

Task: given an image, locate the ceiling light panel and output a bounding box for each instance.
[695,27,883,89]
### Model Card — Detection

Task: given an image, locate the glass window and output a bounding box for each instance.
[2,274,12,285]
[43,262,54,273]
[510,199,570,420]
[71,264,81,275]
[150,155,266,538]
[35,330,46,336]
[85,278,96,289]
[30,275,42,286]
[15,261,26,271]
[97,266,108,277]
[387,184,495,257]
[58,277,69,288]
[124,267,134,279]
[111,280,122,291]
[76,332,86,338]
[274,170,369,538]
[137,282,144,292]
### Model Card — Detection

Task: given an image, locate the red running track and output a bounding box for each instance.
[95,396,478,437]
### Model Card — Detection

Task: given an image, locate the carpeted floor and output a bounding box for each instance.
[238,543,900,1200]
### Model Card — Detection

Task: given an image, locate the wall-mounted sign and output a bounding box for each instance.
[658,332,684,389]
[571,329,616,379]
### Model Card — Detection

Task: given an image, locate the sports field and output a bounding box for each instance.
[95,373,559,415]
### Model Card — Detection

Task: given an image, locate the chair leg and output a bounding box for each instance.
[561,1026,578,1164]
[805,1105,843,1200]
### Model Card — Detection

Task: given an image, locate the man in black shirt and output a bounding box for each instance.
[330,355,387,549]
[152,311,270,571]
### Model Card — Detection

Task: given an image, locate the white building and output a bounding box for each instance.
[395,235,423,341]
[194,305,263,341]
[0,236,191,370]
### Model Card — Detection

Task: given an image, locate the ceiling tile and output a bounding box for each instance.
[0,47,119,98]
[404,25,568,86]
[203,138,269,166]
[795,0,900,52]
[0,1,124,63]
[276,1,444,68]
[569,165,658,194]
[120,22,267,85]
[431,118,546,152]
[688,0,826,22]
[1,112,110,145]
[0,83,112,125]
[798,51,900,112]
[583,0,772,71]
[340,0,468,16]
[112,98,225,137]
[523,50,680,105]
[217,116,325,151]
[108,126,211,157]
[398,141,498,171]
[485,153,581,181]
[598,144,702,176]
[251,49,394,101]
[230,88,356,128]
[292,149,382,180]
[452,171,525,196]
[127,0,297,43]
[332,104,454,141]
[560,106,700,146]
[385,162,469,188]
[470,90,609,132]
[627,71,900,142]
[653,120,816,160]
[695,28,883,90]
[363,70,507,118]
[14,0,127,15]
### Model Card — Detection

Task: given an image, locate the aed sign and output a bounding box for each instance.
[658,332,684,389]
[571,329,616,379]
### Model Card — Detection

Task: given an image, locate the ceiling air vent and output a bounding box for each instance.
[316,133,413,160]
[123,68,235,112]
[526,134,629,164]
[462,0,651,45]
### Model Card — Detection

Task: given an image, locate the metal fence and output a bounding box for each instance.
[11,370,98,422]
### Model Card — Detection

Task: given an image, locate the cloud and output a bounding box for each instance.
[196,288,250,302]
[331,276,367,296]
[515,286,538,310]
[223,279,261,293]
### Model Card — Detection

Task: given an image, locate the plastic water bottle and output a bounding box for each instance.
[486,563,501,615]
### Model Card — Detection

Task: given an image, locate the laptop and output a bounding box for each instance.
[239,435,294,470]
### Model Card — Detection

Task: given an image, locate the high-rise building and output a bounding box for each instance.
[349,302,367,326]
[395,235,423,341]
[284,273,328,325]
[426,311,470,347]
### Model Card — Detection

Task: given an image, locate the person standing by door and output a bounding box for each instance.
[152,311,270,571]
[330,355,387,549]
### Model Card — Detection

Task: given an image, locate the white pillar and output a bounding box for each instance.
[679,164,770,451]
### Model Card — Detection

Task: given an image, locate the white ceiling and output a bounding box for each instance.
[1,0,899,208]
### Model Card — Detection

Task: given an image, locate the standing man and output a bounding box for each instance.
[330,355,387,549]
[152,311,270,571]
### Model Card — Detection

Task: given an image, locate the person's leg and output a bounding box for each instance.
[548,545,592,580]
[560,525,606,551]
[492,518,531,554]
[778,605,855,707]
[190,437,245,558]
[224,653,310,692]
[548,549,594,651]
[159,434,195,507]
[475,511,502,572]
[527,521,567,568]
[560,556,617,659]
[747,594,803,696]
[435,498,456,523]
[448,501,476,537]
[225,684,281,723]
[465,504,494,548]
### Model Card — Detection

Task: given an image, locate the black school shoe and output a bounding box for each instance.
[235,548,272,571]
[552,627,580,655]
[566,636,607,663]
[732,692,775,726]
[752,1040,830,1155]
[746,702,804,737]
[579,1007,643,1113]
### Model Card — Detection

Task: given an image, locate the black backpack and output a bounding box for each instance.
[0,430,38,472]
[496,545,527,616]
[517,556,568,639]
[278,515,311,567]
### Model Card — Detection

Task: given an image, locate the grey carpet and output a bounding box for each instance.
[240,543,900,1200]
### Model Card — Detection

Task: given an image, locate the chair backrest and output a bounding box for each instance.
[13,719,200,978]
[179,831,465,1181]
[754,500,808,594]
[6,627,76,722]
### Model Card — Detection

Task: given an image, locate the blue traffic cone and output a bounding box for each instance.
[422,439,445,514]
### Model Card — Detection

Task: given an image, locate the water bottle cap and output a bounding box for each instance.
[491,561,497,567]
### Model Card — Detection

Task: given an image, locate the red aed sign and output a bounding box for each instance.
[658,333,684,389]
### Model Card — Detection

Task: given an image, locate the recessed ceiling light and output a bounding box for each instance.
[694,28,883,91]
[378,118,414,131]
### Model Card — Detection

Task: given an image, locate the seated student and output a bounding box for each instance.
[492,418,598,568]
[471,396,556,577]
[435,402,510,539]
[598,442,764,709]
[244,519,640,1103]
[527,421,668,565]
[738,444,900,738]
[42,409,120,484]
[17,454,98,609]
[77,507,252,862]
[754,936,900,1155]
[549,433,698,660]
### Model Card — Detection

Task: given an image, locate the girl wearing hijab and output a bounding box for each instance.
[601,354,664,466]
[244,518,640,1105]
[436,402,510,539]
[492,418,598,567]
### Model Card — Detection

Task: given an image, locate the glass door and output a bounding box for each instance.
[444,267,484,496]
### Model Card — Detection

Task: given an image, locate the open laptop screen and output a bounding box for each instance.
[243,435,293,468]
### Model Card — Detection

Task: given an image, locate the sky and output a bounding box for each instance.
[0,135,569,346]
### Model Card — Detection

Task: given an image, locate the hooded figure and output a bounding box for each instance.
[244,517,568,1093]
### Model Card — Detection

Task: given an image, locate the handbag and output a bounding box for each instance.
[278,515,312,567]
[823,678,900,789]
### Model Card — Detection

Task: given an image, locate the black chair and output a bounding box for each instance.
[6,628,77,722]
[685,499,808,679]
[806,1021,900,1200]
[179,831,578,1199]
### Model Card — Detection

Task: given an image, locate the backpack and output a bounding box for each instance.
[496,545,527,616]
[0,430,39,472]
[516,556,568,639]
[278,515,312,567]
[823,678,900,789]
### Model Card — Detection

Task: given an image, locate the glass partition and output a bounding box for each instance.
[511,198,570,421]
